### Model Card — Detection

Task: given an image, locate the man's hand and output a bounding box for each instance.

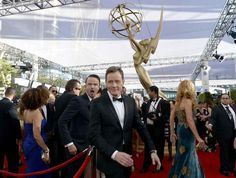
[151,152,161,170]
[114,151,133,167]
[68,144,77,155]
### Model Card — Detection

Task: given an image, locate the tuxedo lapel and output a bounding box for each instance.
[146,100,152,112]
[82,94,91,110]
[219,105,233,123]
[123,96,128,129]
[103,93,123,130]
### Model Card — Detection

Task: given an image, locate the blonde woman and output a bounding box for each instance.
[168,80,206,178]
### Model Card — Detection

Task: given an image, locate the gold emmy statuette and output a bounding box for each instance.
[109,4,165,97]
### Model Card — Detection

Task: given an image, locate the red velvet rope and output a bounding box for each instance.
[73,155,91,178]
[73,146,94,178]
[0,147,91,177]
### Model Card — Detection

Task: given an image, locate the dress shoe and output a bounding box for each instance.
[140,167,148,173]
[152,166,163,173]
[220,170,230,177]
[152,169,162,173]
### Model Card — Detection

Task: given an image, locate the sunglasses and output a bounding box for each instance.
[52,90,58,93]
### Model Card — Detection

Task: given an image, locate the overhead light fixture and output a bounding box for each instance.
[202,65,208,70]
[227,24,236,44]
[212,51,224,62]
[201,65,211,72]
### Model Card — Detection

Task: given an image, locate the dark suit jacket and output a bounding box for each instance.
[88,92,155,174]
[209,104,235,141]
[53,91,77,136]
[58,94,91,151]
[0,98,21,145]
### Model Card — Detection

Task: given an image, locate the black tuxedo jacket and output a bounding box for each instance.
[209,104,235,141]
[58,94,91,151]
[53,92,77,135]
[0,98,21,145]
[44,103,55,135]
[88,92,155,174]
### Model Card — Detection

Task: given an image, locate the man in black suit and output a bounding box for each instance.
[54,79,81,134]
[51,79,81,178]
[208,93,236,176]
[89,66,161,178]
[58,75,100,178]
[141,85,170,173]
[0,87,21,178]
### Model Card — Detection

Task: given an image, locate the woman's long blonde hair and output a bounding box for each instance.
[175,80,196,108]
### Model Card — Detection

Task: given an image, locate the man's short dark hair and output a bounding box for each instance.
[65,79,80,92]
[220,93,229,98]
[105,66,124,81]
[5,87,16,97]
[85,74,100,84]
[149,85,159,95]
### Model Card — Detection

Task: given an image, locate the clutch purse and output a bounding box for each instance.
[41,151,50,163]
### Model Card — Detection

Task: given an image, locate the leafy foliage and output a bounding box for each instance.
[38,73,67,88]
[230,89,236,104]
[0,59,17,87]
[197,92,213,105]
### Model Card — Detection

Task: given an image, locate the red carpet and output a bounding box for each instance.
[3,147,235,178]
[131,148,236,178]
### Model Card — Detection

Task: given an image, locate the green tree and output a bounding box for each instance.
[0,59,17,87]
[38,73,68,88]
[197,92,213,106]
[230,89,236,104]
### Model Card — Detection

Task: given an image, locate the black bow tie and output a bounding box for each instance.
[113,97,123,102]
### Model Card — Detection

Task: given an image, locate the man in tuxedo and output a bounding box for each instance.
[208,93,236,176]
[89,66,161,178]
[0,87,21,178]
[58,74,100,178]
[140,85,170,173]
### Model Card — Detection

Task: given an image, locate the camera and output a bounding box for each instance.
[147,112,161,121]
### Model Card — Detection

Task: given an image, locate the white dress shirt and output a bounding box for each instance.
[222,104,236,129]
[107,91,125,160]
[107,91,125,128]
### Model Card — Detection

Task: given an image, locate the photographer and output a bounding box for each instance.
[140,86,170,173]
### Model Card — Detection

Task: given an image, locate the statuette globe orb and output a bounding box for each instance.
[109,3,142,38]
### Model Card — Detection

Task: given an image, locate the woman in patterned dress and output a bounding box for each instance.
[168,80,206,178]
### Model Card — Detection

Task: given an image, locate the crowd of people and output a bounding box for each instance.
[0,66,235,178]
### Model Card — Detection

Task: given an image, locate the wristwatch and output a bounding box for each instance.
[150,150,157,154]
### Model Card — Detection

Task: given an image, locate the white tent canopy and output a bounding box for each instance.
[0,0,235,88]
